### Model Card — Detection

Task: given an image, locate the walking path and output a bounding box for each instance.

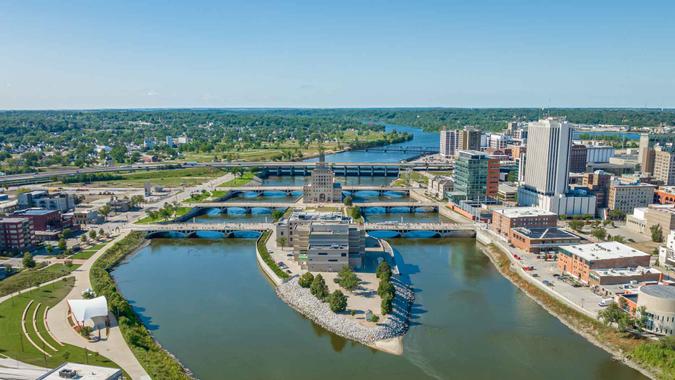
[46,232,150,380]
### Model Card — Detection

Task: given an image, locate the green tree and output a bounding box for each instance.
[350,207,362,221]
[377,278,395,299]
[88,229,97,240]
[299,272,314,288]
[328,290,348,313]
[310,274,329,300]
[99,204,112,219]
[381,293,393,315]
[80,235,88,243]
[22,252,36,268]
[61,228,72,239]
[650,224,664,242]
[568,220,584,232]
[376,261,392,279]
[58,238,67,251]
[336,266,360,291]
[591,226,607,241]
[343,195,353,206]
[271,209,284,221]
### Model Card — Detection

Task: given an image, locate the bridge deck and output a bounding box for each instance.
[215,185,412,192]
[131,222,472,232]
[193,201,437,208]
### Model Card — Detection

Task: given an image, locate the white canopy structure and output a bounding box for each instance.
[67,296,108,324]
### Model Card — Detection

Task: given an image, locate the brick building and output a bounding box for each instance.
[557,242,652,284]
[491,207,558,237]
[0,217,36,253]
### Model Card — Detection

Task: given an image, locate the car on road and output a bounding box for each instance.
[542,280,554,287]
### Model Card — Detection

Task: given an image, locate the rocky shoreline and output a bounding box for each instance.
[276,276,415,347]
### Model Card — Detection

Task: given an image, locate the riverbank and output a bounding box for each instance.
[479,243,663,380]
[90,232,194,380]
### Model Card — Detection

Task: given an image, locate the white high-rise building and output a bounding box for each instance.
[439,129,458,158]
[518,118,595,215]
[523,117,572,195]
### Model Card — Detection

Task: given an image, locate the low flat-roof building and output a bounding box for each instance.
[491,207,558,237]
[589,267,661,286]
[655,186,675,205]
[509,227,581,255]
[558,242,652,284]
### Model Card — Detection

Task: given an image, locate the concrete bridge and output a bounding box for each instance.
[130,221,475,238]
[130,223,273,238]
[216,185,413,196]
[363,222,476,237]
[360,146,439,154]
[211,162,453,177]
[192,201,438,212]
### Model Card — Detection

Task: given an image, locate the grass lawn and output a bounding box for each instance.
[0,264,80,297]
[67,167,227,188]
[0,277,120,369]
[69,242,108,260]
[219,172,256,187]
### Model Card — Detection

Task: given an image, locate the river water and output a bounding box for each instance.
[112,125,645,379]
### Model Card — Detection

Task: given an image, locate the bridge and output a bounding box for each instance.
[0,161,454,186]
[359,146,439,154]
[215,185,413,196]
[130,223,273,238]
[130,221,475,238]
[364,222,476,237]
[192,201,439,212]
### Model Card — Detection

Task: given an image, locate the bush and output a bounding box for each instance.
[310,274,329,301]
[336,266,360,291]
[328,290,348,312]
[79,325,94,337]
[299,272,314,288]
[376,261,391,279]
[22,252,35,269]
[377,278,395,299]
[381,293,393,315]
[256,231,289,280]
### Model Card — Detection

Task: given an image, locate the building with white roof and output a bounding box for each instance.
[558,242,653,284]
[491,206,558,237]
[638,285,675,335]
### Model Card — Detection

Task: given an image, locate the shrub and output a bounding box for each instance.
[381,293,393,315]
[256,231,289,280]
[310,274,329,300]
[336,266,360,291]
[299,272,314,288]
[376,261,392,279]
[22,252,35,269]
[80,325,94,337]
[328,290,348,312]
[377,278,395,299]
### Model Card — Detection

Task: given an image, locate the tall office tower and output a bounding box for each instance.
[457,126,481,153]
[439,129,458,158]
[639,133,650,165]
[454,150,498,200]
[640,134,656,175]
[523,118,572,196]
[654,149,675,185]
[569,144,588,173]
[518,118,596,215]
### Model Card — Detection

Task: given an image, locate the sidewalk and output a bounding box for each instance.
[46,232,150,380]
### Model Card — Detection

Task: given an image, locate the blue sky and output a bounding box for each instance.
[1,0,674,109]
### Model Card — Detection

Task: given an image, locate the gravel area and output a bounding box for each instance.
[276,276,414,344]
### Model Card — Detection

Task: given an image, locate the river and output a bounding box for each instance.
[111,125,646,379]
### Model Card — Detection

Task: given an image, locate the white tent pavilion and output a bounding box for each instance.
[67,296,109,330]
